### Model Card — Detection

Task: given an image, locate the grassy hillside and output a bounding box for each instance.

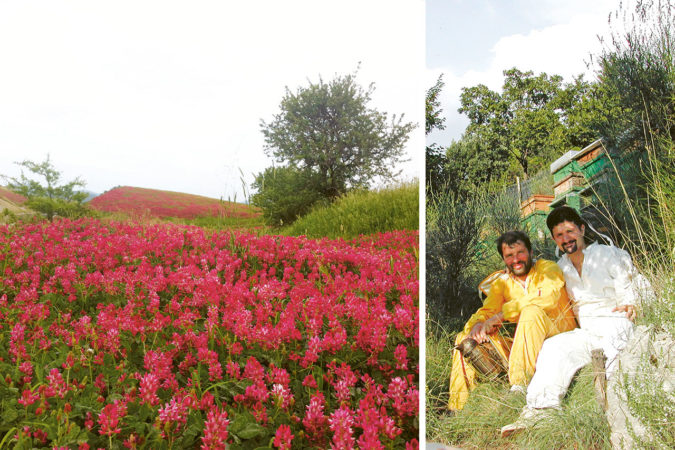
[89,186,261,221]
[282,181,419,239]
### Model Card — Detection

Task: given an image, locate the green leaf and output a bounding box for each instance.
[1,407,18,423]
[236,422,266,440]
[64,423,81,443]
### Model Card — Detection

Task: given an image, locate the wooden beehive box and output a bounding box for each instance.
[520,194,555,217]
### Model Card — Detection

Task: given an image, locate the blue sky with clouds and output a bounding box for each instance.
[426,0,619,146]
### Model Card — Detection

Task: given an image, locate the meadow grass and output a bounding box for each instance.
[426,321,612,449]
[280,181,419,239]
[169,213,266,231]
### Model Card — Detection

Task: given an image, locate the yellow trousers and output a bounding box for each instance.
[448,305,572,411]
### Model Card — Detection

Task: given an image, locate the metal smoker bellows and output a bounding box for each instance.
[456,337,508,378]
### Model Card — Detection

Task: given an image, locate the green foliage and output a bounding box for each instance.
[25,196,92,221]
[166,214,266,231]
[588,0,675,263]
[580,0,675,266]
[426,190,488,320]
[2,155,89,220]
[621,330,675,448]
[426,74,446,135]
[426,75,450,198]
[424,320,461,415]
[4,155,86,202]
[426,187,521,321]
[442,134,512,198]
[458,68,597,179]
[259,69,416,201]
[593,0,675,152]
[282,181,418,239]
[250,166,326,227]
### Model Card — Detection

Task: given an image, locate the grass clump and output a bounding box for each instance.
[282,181,418,239]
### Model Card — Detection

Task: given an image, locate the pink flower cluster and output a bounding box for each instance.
[0,218,418,448]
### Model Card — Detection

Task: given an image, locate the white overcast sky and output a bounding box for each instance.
[0,0,425,200]
[426,0,621,147]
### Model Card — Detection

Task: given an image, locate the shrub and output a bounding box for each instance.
[250,166,326,227]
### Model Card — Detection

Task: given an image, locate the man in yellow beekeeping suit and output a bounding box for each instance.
[448,230,577,411]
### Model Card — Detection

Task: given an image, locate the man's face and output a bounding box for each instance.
[551,220,585,255]
[501,241,533,277]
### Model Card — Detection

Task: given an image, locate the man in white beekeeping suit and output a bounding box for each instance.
[501,205,640,437]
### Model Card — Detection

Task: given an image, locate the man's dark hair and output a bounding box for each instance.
[546,206,585,234]
[496,230,532,257]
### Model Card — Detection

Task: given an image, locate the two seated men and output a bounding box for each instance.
[449,206,640,436]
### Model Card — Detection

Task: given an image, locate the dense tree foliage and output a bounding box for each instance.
[259,71,415,202]
[458,68,597,179]
[250,166,325,226]
[2,155,89,220]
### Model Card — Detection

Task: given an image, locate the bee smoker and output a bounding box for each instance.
[456,337,508,378]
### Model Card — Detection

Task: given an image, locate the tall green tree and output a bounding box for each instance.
[425,74,449,197]
[259,70,416,201]
[458,68,595,179]
[2,155,89,220]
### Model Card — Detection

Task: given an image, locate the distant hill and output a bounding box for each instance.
[89,186,260,219]
[0,187,33,221]
[0,186,27,204]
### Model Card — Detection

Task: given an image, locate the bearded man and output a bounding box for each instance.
[501,206,640,437]
[448,230,577,411]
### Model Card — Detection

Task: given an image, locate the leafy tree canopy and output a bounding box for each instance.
[458,68,596,178]
[2,155,89,219]
[425,74,449,198]
[426,74,446,135]
[260,70,416,201]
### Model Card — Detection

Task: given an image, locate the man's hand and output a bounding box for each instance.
[613,304,637,321]
[483,312,504,336]
[467,313,503,343]
[467,322,487,343]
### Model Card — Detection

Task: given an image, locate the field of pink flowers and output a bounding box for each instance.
[0,218,418,449]
[89,187,260,220]
[0,187,27,205]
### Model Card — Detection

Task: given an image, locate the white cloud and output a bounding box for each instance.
[427,2,616,146]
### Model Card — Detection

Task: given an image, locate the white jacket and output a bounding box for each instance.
[557,243,640,327]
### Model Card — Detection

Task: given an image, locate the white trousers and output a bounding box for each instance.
[526,315,634,409]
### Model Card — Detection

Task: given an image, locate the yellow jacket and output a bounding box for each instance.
[462,259,577,334]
